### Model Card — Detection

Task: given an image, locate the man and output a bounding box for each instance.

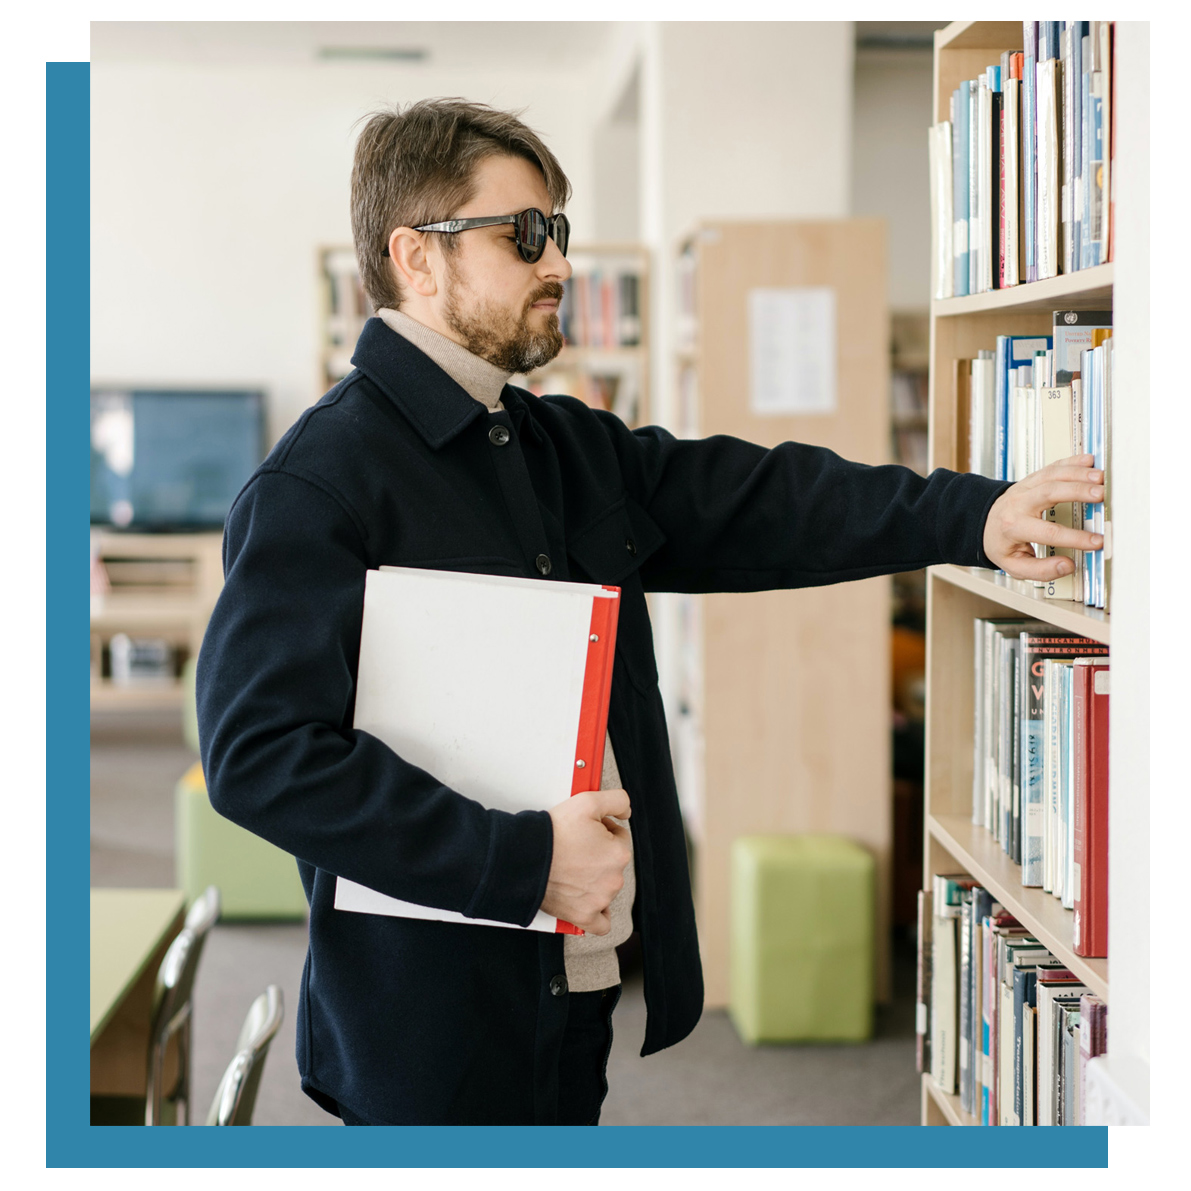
[196,98,1105,1126]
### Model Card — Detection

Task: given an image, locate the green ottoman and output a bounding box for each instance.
[730,834,874,1043]
[175,762,308,920]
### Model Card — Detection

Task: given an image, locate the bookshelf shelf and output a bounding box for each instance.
[928,813,1109,1000]
[931,565,1110,644]
[937,21,1025,52]
[931,263,1114,317]
[922,1074,981,1126]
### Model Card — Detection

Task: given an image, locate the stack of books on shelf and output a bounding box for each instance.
[919,874,1108,1125]
[971,617,1110,958]
[958,314,1112,608]
[928,21,1114,298]
[558,270,641,349]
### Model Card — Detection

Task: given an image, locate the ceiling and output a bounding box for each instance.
[90,21,619,69]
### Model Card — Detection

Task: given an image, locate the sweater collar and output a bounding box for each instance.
[376,307,511,412]
[349,317,542,451]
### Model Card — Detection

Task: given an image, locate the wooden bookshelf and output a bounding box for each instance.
[670,218,893,1008]
[920,20,1140,1124]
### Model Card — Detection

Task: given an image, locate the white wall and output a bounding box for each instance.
[635,20,856,744]
[91,58,602,444]
[850,47,935,312]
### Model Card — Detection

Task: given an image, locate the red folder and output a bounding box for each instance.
[334,566,621,935]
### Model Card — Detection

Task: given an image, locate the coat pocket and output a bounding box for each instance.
[566,498,666,586]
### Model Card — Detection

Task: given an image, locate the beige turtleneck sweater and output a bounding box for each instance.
[377,307,635,992]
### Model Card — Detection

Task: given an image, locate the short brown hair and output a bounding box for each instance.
[350,98,572,310]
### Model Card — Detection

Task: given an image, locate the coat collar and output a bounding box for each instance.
[350,317,544,450]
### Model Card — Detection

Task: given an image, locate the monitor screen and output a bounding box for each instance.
[90,388,265,530]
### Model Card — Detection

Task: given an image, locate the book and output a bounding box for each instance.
[1012,964,1039,1125]
[930,121,955,300]
[1019,632,1110,886]
[1023,22,1039,282]
[1072,659,1110,956]
[1077,993,1108,1124]
[931,873,978,1093]
[1035,54,1061,280]
[335,565,621,934]
[916,887,933,1074]
[953,81,971,297]
[1038,383,1082,600]
[1037,979,1086,1124]
[1053,310,1113,385]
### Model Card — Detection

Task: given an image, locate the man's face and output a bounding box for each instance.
[436,153,573,374]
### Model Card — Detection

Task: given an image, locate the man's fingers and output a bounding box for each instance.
[1030,520,1103,551]
[1001,552,1078,582]
[588,786,631,820]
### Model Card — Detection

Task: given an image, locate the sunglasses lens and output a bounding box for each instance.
[516,209,547,262]
[551,214,570,258]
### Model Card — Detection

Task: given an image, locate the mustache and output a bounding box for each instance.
[527,282,565,308]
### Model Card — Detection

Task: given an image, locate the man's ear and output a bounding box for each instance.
[388,228,438,299]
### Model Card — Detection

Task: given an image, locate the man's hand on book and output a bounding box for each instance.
[983,454,1105,581]
[542,788,632,935]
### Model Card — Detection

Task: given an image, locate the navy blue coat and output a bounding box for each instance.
[196,318,1009,1124]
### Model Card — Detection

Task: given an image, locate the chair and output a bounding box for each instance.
[205,985,285,1126]
[145,884,221,1125]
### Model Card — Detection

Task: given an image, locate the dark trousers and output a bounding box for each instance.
[338,984,621,1126]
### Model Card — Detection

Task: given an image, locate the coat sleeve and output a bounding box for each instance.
[591,415,1012,594]
[195,468,553,926]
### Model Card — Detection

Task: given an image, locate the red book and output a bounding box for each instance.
[1072,659,1110,956]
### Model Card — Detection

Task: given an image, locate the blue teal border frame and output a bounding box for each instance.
[50,58,1108,1168]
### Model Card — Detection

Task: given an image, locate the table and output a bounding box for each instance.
[90,888,186,1097]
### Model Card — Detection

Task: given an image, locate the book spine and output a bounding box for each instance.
[954,83,971,297]
[1071,661,1091,953]
[1078,664,1110,956]
[916,887,932,1073]
[1023,22,1038,282]
[958,893,974,1110]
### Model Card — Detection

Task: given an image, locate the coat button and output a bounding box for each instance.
[626,538,637,555]
[549,974,569,997]
[536,554,552,575]
[489,425,510,446]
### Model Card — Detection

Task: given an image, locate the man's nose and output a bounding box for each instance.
[538,235,572,282]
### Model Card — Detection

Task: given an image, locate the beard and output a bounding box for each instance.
[443,267,565,375]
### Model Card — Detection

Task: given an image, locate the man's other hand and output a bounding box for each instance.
[982,454,1105,581]
[541,788,632,935]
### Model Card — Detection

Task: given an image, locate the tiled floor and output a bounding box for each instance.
[91,713,920,1126]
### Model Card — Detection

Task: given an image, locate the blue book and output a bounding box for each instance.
[996,334,1052,480]
[969,78,981,292]
[1013,966,1039,1124]
[954,82,971,297]
[1023,23,1038,283]
[1087,85,1104,267]
[1072,23,1084,271]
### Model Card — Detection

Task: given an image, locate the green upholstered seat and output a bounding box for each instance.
[729,834,874,1044]
[175,762,308,920]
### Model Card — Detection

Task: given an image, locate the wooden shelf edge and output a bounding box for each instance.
[928,813,1109,1000]
[929,566,1110,645]
[931,264,1113,317]
[922,1073,980,1126]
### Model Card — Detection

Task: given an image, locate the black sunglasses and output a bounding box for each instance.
[393,208,570,263]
